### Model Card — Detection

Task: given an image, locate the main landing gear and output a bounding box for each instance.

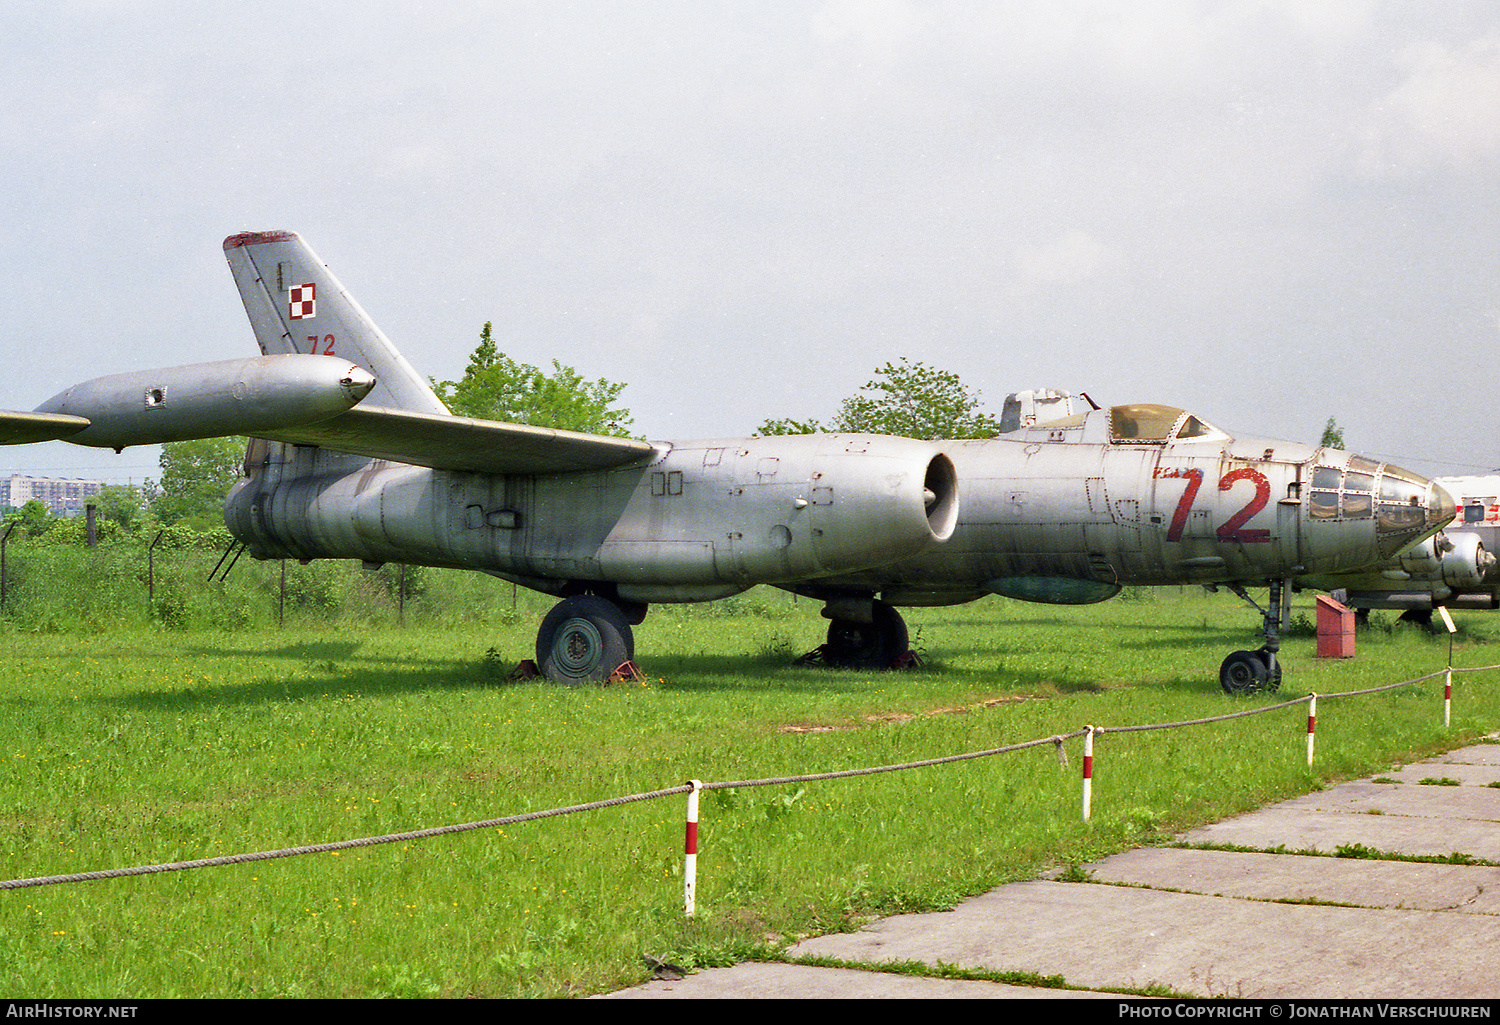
[534,594,643,683]
[1218,580,1287,695]
[799,598,916,670]
[531,591,918,683]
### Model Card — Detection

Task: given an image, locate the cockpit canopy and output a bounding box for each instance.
[1020,403,1225,444]
[1108,404,1221,444]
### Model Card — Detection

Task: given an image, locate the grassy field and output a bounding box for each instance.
[1,564,1497,997]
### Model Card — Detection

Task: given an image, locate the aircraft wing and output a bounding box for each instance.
[0,409,91,445]
[253,404,657,475]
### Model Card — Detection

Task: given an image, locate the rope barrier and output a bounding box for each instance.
[702,731,1087,791]
[1096,694,1310,735]
[1,657,1491,897]
[0,784,692,891]
[1311,669,1449,699]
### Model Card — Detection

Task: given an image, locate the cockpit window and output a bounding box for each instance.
[1109,405,1221,444]
[1379,469,1425,504]
[1376,464,1429,537]
[1111,404,1177,441]
[1312,466,1342,490]
[1310,464,1377,521]
[1176,416,1211,439]
[1378,503,1425,532]
[1342,492,1373,519]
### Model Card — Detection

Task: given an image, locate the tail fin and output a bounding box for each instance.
[223,231,448,415]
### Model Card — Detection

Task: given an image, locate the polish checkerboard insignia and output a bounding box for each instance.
[289,283,316,320]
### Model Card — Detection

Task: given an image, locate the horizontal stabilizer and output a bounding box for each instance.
[0,409,91,445]
[255,405,657,475]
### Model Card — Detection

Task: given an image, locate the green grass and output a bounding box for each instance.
[2,563,1498,997]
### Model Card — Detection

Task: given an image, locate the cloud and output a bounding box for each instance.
[1361,36,1500,174]
[1012,230,1121,286]
[811,0,926,59]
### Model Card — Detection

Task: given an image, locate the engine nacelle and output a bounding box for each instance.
[743,435,959,579]
[227,431,960,600]
[1394,534,1446,577]
[1394,531,1491,592]
[597,434,959,597]
[1439,531,1493,591]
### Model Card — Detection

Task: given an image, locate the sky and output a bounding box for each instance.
[2,0,1496,486]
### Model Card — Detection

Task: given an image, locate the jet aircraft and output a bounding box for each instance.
[0,231,1456,693]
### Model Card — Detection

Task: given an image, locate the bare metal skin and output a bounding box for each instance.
[0,231,1455,691]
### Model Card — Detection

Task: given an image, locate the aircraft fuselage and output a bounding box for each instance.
[787,405,1451,606]
[225,403,1453,616]
[225,431,961,605]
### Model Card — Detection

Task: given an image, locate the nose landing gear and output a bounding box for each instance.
[1219,580,1287,695]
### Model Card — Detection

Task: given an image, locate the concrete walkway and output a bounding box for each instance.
[603,739,1500,999]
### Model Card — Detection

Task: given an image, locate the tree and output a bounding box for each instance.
[151,437,244,530]
[94,484,146,532]
[757,358,1002,440]
[2,499,53,538]
[754,416,826,437]
[432,323,634,437]
[1320,418,1345,450]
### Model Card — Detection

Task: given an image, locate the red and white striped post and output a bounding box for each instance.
[684,779,702,917]
[1082,727,1095,822]
[1438,606,1456,728]
[1306,694,1317,767]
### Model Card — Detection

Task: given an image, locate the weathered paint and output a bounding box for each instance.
[225,431,960,600]
[792,407,1452,605]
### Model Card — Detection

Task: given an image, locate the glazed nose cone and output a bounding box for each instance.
[1371,463,1456,559]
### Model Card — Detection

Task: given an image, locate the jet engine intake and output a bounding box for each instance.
[601,439,958,591]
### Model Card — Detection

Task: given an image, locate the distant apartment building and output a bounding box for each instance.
[0,474,106,517]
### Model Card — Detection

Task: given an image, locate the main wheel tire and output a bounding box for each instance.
[1399,608,1435,631]
[536,596,635,684]
[823,601,909,669]
[1220,649,1269,695]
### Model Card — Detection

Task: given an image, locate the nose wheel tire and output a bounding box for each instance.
[1220,647,1281,695]
[1221,581,1287,695]
[536,595,635,683]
